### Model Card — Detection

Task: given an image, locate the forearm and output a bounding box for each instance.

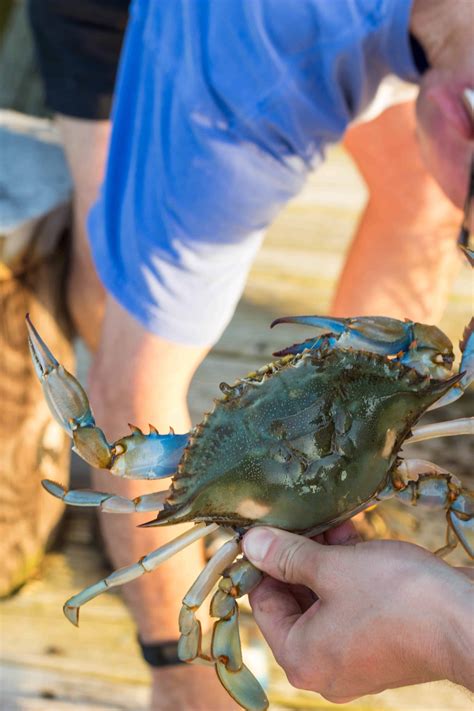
[57,115,111,350]
[334,101,461,321]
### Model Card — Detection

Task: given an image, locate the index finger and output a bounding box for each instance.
[323,519,362,545]
[249,576,309,659]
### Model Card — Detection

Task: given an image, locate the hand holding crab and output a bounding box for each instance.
[27,312,473,710]
[244,522,474,703]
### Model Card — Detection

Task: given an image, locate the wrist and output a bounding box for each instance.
[410,565,474,688]
[443,581,474,690]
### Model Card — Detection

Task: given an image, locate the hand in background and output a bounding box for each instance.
[243,522,474,703]
[410,0,473,211]
[416,71,473,214]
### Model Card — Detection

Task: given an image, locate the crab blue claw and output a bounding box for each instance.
[26,313,60,375]
[27,315,189,477]
[271,315,347,333]
[271,315,414,356]
[110,427,189,479]
[273,336,328,357]
[271,315,470,392]
[26,314,95,434]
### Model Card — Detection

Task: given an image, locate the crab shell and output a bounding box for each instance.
[155,342,455,533]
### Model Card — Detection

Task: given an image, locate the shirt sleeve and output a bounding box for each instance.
[88,0,419,346]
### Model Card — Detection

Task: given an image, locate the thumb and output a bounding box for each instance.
[243,527,332,592]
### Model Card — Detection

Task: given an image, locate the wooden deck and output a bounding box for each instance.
[1,146,473,710]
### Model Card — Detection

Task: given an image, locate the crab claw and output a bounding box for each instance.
[272,336,326,357]
[271,315,414,357]
[26,314,95,435]
[271,315,347,332]
[109,428,189,480]
[27,316,190,476]
[27,315,116,468]
[271,315,337,356]
[26,313,60,374]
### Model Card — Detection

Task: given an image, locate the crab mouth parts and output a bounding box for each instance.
[433,353,454,368]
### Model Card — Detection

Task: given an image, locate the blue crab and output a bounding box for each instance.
[27,314,473,711]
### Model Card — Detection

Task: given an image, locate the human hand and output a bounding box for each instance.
[243,523,474,703]
[410,0,473,73]
[416,71,473,212]
[410,0,473,211]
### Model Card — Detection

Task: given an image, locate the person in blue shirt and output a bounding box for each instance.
[29,0,472,708]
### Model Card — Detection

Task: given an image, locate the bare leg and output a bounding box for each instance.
[89,296,210,635]
[333,101,462,321]
[57,115,110,349]
[57,116,236,709]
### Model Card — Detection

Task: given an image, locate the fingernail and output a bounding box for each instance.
[243,528,275,564]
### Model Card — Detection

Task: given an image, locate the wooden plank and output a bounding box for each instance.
[0,662,149,710]
[270,673,474,711]
[0,526,151,686]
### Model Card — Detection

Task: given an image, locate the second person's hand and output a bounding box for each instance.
[243,523,474,703]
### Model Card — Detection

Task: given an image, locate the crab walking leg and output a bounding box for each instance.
[211,558,268,711]
[41,480,169,513]
[178,544,267,710]
[388,460,474,558]
[63,522,219,626]
[26,316,188,477]
[408,417,474,444]
[178,536,240,663]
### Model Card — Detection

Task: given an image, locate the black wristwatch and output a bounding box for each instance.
[138,638,185,667]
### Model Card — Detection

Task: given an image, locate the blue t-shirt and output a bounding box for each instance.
[89,0,419,346]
